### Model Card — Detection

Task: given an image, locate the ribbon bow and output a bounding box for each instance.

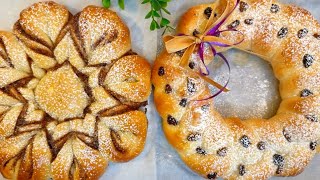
[163,0,243,100]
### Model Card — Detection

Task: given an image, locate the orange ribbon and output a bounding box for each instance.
[163,0,243,93]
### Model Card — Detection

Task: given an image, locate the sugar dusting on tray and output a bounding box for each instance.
[210,49,281,120]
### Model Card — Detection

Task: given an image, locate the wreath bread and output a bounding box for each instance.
[152,0,320,179]
[0,1,151,179]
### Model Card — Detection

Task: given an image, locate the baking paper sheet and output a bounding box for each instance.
[0,0,319,179]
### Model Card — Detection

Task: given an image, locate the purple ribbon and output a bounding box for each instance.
[195,0,243,100]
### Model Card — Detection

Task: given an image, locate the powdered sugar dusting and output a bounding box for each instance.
[153,0,320,179]
[0,1,150,179]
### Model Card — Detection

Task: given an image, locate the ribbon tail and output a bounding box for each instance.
[163,35,174,42]
[203,36,235,47]
[198,43,210,76]
[199,75,229,92]
[162,0,243,101]
[179,44,196,67]
[164,35,196,53]
[196,52,231,101]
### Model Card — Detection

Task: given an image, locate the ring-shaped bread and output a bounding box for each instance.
[152,0,320,179]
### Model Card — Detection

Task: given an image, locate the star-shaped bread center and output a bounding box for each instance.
[35,65,89,120]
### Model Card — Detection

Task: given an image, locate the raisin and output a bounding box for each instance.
[207,173,217,179]
[193,29,200,36]
[244,19,253,25]
[301,89,313,97]
[239,1,249,12]
[158,66,165,76]
[196,147,206,155]
[277,27,288,38]
[283,129,292,142]
[274,155,285,174]
[303,54,314,68]
[228,20,240,29]
[305,115,318,122]
[201,104,210,111]
[217,147,227,157]
[297,28,308,39]
[165,84,172,94]
[179,98,187,107]
[273,154,285,167]
[240,135,251,148]
[187,78,197,93]
[204,7,213,19]
[271,4,280,13]
[257,141,266,150]
[310,142,317,151]
[167,115,178,125]
[187,133,201,141]
[239,164,246,176]
[189,62,195,69]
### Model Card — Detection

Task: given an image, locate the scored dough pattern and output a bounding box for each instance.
[0,1,151,180]
[153,0,320,179]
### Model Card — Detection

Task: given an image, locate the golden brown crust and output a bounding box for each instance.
[0,1,151,180]
[105,55,152,103]
[98,111,148,162]
[77,5,131,66]
[153,0,320,179]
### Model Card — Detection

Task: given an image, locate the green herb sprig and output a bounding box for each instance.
[102,0,174,33]
[102,0,125,10]
[142,0,174,33]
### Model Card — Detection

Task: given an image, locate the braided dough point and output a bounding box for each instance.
[0,1,151,180]
[153,0,320,179]
[105,55,152,103]
[77,6,131,66]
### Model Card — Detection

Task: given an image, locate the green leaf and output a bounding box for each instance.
[118,0,125,10]
[150,20,157,31]
[160,18,170,27]
[144,0,173,32]
[162,7,171,15]
[155,21,160,29]
[151,0,162,11]
[152,10,160,17]
[102,0,111,8]
[141,0,150,4]
[145,11,152,19]
[159,1,167,8]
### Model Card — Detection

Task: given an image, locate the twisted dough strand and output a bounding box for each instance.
[0,1,151,179]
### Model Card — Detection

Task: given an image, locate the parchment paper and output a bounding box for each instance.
[0,0,319,179]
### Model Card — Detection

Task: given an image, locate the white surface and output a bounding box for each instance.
[0,0,319,179]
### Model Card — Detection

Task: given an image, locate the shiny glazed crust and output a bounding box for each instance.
[0,1,151,180]
[153,0,320,179]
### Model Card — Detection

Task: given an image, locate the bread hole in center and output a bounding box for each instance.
[209,49,281,120]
